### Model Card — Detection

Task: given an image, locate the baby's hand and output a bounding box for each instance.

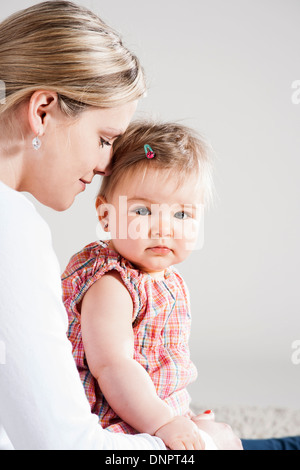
[154,416,205,450]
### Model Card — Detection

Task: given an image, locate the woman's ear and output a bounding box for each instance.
[95,195,110,231]
[27,90,59,137]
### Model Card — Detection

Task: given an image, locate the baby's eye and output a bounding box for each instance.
[174,211,191,220]
[100,137,112,148]
[134,206,151,216]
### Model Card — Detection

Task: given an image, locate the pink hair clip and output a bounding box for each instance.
[144,144,155,159]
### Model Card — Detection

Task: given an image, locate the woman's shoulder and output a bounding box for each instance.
[0,181,36,217]
[0,181,51,244]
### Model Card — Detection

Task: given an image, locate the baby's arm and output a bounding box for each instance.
[81,271,203,449]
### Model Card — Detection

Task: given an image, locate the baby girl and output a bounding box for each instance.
[62,121,216,449]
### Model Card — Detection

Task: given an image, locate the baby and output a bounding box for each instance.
[62,121,216,450]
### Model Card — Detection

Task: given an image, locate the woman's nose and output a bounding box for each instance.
[95,145,113,176]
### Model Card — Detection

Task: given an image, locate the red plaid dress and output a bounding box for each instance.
[62,241,197,434]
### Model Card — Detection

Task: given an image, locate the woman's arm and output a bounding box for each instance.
[81,271,175,435]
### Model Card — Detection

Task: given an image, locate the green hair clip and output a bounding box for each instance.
[144,144,155,159]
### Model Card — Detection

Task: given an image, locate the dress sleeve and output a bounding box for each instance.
[0,189,165,451]
[62,244,142,325]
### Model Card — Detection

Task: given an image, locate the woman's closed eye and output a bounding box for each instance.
[100,137,112,148]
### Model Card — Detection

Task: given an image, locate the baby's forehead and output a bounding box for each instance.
[116,166,203,204]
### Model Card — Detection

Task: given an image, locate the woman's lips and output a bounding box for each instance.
[79,179,92,191]
[79,180,86,191]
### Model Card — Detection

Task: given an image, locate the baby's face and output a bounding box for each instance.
[102,168,204,279]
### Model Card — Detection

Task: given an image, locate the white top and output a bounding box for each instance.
[0,181,166,450]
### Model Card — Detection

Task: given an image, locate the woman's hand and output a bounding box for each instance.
[154,416,205,450]
[191,411,243,450]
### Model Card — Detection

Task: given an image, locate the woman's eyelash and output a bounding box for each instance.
[100,137,112,148]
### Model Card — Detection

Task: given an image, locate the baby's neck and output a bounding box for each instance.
[146,270,166,281]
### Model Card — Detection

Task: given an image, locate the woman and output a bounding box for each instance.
[0,1,242,450]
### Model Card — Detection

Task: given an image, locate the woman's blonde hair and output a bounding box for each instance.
[0,0,146,117]
[99,121,214,208]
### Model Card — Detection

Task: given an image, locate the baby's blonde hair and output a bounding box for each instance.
[0,1,146,117]
[99,121,214,208]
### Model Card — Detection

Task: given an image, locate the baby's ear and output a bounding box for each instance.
[95,196,109,231]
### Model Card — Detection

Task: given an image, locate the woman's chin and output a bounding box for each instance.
[37,195,75,212]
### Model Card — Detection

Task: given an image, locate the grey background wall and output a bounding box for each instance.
[3,0,300,409]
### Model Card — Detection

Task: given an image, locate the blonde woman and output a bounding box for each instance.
[0,0,159,450]
[0,1,242,450]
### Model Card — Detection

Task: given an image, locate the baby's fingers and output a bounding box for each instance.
[181,435,205,450]
[191,435,205,450]
[185,440,197,450]
[167,439,187,450]
[195,434,206,450]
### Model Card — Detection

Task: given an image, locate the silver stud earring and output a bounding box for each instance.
[32,133,41,151]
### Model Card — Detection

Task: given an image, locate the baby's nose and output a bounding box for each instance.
[151,213,173,238]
